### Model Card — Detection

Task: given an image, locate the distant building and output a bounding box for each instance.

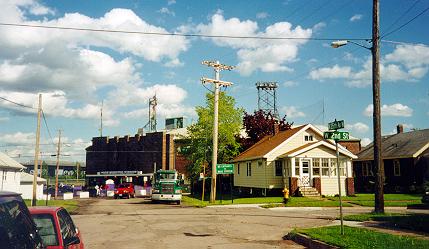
[165,117,185,130]
[22,160,85,178]
[20,172,46,200]
[85,131,176,186]
[353,125,429,193]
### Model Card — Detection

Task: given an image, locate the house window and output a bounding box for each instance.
[275,160,283,176]
[304,135,313,142]
[247,162,252,176]
[258,160,263,168]
[330,159,337,176]
[321,158,329,176]
[339,160,347,176]
[237,163,240,175]
[313,158,320,176]
[2,171,7,181]
[393,160,401,176]
[295,159,300,176]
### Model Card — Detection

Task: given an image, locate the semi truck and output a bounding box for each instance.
[151,169,182,204]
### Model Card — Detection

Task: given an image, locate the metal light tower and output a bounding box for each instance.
[256,82,279,119]
[201,60,234,203]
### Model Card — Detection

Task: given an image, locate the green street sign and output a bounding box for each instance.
[216,164,234,174]
[324,131,349,141]
[328,120,345,130]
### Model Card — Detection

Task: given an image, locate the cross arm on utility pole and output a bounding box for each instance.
[202,61,235,71]
[200,77,233,87]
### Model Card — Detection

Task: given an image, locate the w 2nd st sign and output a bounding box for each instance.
[323,131,350,141]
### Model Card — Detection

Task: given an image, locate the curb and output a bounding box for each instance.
[284,232,339,249]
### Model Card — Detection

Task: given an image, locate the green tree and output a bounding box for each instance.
[183,92,243,182]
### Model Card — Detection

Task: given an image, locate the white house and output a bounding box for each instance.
[0,151,24,193]
[233,124,357,196]
[20,172,46,200]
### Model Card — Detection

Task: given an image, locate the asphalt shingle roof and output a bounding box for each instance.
[233,125,306,162]
[357,128,429,160]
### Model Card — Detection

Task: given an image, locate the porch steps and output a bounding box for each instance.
[298,187,320,197]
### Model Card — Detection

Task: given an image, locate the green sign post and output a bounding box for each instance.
[216,164,234,174]
[324,119,349,236]
[216,164,234,204]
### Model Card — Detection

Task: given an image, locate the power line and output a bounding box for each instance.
[41,109,57,149]
[0,96,35,109]
[382,0,421,36]
[381,39,429,47]
[0,22,369,41]
[381,5,429,39]
[297,0,331,24]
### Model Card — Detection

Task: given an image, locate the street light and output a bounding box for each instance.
[331,0,384,214]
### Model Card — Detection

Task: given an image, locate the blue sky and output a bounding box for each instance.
[0,0,428,162]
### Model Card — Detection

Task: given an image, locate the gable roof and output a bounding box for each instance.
[233,125,306,162]
[0,152,25,170]
[356,128,429,161]
[233,124,357,162]
[283,140,357,159]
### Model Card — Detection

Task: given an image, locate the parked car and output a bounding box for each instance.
[114,183,135,199]
[29,206,84,249]
[0,191,44,249]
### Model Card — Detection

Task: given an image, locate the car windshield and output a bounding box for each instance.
[32,214,59,246]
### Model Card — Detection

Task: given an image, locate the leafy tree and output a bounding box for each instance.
[239,110,293,151]
[182,92,244,182]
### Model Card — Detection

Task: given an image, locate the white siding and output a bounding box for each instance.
[20,183,44,200]
[0,169,21,193]
[234,160,287,189]
[320,177,347,196]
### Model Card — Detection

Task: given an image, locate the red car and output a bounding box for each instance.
[114,183,135,199]
[29,206,84,249]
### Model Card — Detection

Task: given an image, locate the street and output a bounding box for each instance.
[71,198,401,249]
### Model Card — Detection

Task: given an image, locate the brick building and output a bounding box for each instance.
[85,131,177,185]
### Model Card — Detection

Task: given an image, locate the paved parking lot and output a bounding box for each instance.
[71,198,403,249]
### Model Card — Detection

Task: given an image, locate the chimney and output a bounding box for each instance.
[396,124,404,134]
[273,123,279,135]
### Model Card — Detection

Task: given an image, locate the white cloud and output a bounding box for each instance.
[28,3,55,16]
[195,12,312,75]
[283,80,298,87]
[282,106,305,118]
[361,138,372,147]
[256,12,269,19]
[363,103,413,117]
[345,122,369,134]
[309,44,429,87]
[167,0,176,5]
[158,7,175,16]
[350,14,362,22]
[312,22,326,33]
[0,117,9,122]
[0,132,35,146]
[309,64,351,80]
[164,58,184,68]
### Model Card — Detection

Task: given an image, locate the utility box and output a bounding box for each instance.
[165,117,184,130]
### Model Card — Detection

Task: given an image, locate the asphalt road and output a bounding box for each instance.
[71,198,403,249]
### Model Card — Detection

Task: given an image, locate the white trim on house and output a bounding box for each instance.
[284,140,357,159]
[413,142,429,158]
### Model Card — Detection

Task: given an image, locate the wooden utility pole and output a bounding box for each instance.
[201,60,234,203]
[372,0,384,213]
[32,94,42,206]
[54,129,62,199]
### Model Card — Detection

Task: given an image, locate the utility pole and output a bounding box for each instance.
[372,0,384,213]
[55,129,62,199]
[32,94,42,206]
[201,60,234,203]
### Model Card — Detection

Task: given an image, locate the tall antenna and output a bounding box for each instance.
[99,100,103,137]
[148,95,157,132]
[256,82,279,119]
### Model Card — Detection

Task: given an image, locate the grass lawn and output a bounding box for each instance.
[295,225,429,249]
[24,199,79,213]
[182,194,353,208]
[343,213,429,233]
[328,194,422,207]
